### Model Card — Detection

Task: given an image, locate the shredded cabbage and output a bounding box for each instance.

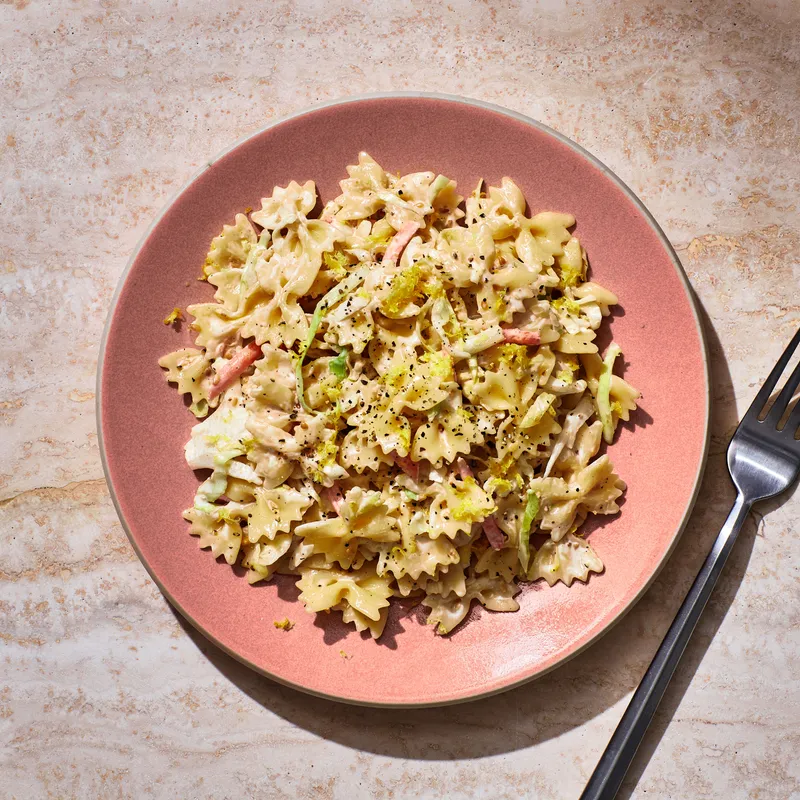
[518,491,539,571]
[520,392,556,429]
[597,343,622,444]
[329,348,349,380]
[462,326,505,355]
[430,174,450,198]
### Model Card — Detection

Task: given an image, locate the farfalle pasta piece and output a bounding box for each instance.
[367,317,425,376]
[544,395,595,477]
[338,602,390,639]
[328,308,375,354]
[256,249,318,299]
[415,556,469,599]
[158,348,214,418]
[296,563,394,622]
[495,412,562,464]
[555,419,604,472]
[555,236,588,289]
[246,484,316,543]
[385,354,455,414]
[531,455,624,541]
[465,186,517,240]
[580,345,641,443]
[184,505,244,566]
[610,375,641,424]
[239,291,310,349]
[427,474,496,540]
[207,266,246,313]
[339,429,395,474]
[377,534,460,582]
[332,153,390,222]
[241,535,293,583]
[411,403,485,467]
[349,397,413,458]
[573,281,618,316]
[186,302,244,357]
[474,547,518,582]
[526,211,575,263]
[295,487,399,568]
[203,213,257,277]
[423,574,521,634]
[251,180,317,230]
[528,533,603,586]
[244,346,297,413]
[463,366,520,412]
[554,329,599,355]
[488,177,526,217]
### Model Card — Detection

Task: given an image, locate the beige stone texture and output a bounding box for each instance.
[1,1,798,797]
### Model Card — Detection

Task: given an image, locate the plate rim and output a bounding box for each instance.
[96,91,711,708]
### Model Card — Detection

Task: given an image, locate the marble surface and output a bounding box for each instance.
[2,1,799,797]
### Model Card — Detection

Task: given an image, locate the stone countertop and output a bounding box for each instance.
[1,1,799,798]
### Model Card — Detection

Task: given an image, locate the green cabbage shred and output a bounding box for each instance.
[329,348,349,380]
[430,174,450,198]
[518,490,539,572]
[597,343,622,444]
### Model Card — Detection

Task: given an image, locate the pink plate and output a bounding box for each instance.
[98,94,709,707]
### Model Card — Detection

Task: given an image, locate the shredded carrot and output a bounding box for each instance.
[382,221,420,267]
[208,341,262,400]
[501,328,541,346]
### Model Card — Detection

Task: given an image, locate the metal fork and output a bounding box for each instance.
[581,327,800,800]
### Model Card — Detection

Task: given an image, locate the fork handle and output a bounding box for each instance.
[580,493,752,800]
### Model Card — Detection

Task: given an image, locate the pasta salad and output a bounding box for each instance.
[159,153,640,638]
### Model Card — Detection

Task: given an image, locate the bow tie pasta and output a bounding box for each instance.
[159,153,641,639]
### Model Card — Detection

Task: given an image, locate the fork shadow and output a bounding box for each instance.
[616,298,795,798]
[172,295,759,781]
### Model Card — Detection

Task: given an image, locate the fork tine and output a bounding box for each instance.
[765,357,800,427]
[745,327,800,422]
[785,390,800,437]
